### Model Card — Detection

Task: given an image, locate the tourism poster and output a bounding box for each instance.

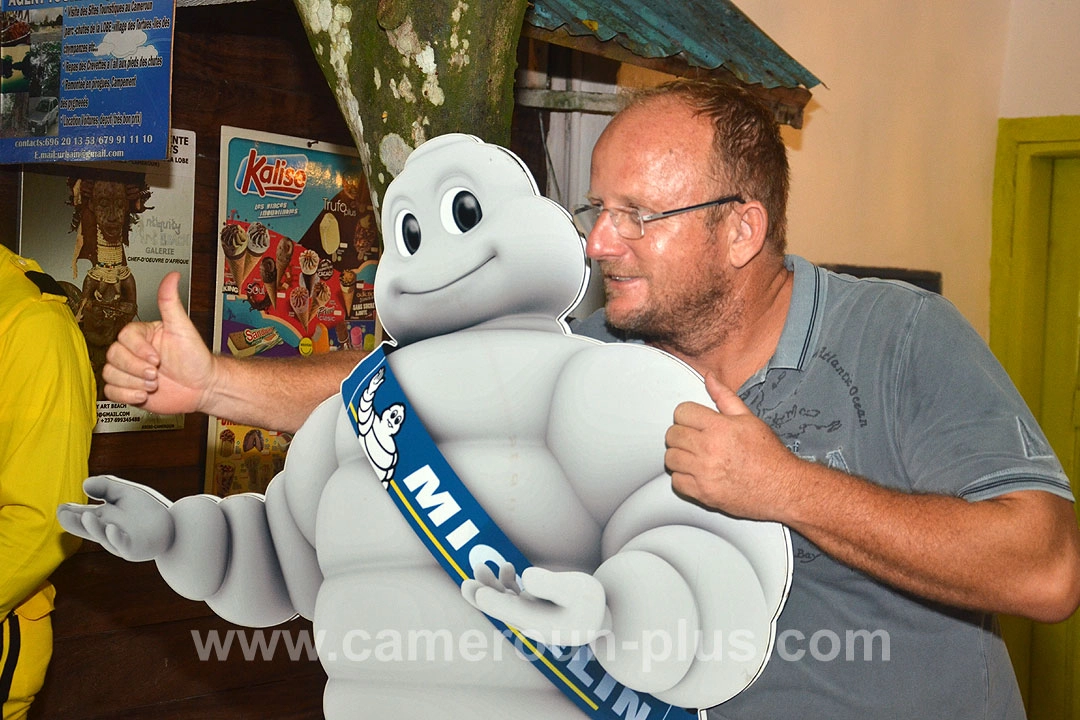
[207,126,379,496]
[0,0,173,163]
[18,127,194,431]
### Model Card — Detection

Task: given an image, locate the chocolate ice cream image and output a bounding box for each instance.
[275,236,295,292]
[260,255,278,300]
[220,223,250,286]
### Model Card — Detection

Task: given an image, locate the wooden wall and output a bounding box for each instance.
[0,1,550,716]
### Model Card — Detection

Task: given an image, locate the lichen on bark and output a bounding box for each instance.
[292,0,529,215]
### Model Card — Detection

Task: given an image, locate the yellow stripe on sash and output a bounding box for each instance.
[386,479,600,711]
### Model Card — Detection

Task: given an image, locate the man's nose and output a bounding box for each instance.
[584,213,625,261]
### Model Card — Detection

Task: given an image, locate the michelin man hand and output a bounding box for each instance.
[462,561,608,647]
[57,475,176,562]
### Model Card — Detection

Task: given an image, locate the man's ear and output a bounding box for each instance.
[727,201,768,269]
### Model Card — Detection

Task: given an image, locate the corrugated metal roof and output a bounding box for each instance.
[526,0,820,91]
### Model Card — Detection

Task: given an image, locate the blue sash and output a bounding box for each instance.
[341,344,691,720]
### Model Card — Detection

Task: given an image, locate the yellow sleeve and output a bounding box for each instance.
[0,293,95,616]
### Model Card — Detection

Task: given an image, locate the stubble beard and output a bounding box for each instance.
[603,267,740,357]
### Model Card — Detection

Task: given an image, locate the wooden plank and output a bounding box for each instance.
[0,166,19,251]
[90,430,206,478]
[515,88,623,114]
[74,674,327,720]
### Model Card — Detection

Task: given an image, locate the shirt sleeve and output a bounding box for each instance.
[0,294,95,616]
[895,293,1073,502]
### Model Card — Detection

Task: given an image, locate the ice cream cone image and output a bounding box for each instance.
[340,268,356,317]
[298,248,319,293]
[240,258,256,286]
[290,285,311,327]
[220,223,249,288]
[215,463,236,496]
[218,428,236,458]
[245,222,271,283]
[275,236,295,291]
[259,256,278,302]
[312,280,332,314]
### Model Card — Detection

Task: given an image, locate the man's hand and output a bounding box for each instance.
[102,272,215,414]
[462,561,607,647]
[665,373,800,523]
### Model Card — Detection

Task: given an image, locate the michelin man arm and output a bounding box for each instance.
[356,367,383,435]
[56,397,344,627]
[462,562,608,648]
[57,476,297,626]
[460,341,787,708]
[462,522,749,705]
[56,478,304,626]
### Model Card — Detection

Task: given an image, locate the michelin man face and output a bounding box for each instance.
[379,404,405,435]
[374,134,589,346]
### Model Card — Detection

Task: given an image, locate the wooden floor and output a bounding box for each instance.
[33,554,327,719]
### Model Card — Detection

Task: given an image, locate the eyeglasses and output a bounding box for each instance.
[571,194,744,240]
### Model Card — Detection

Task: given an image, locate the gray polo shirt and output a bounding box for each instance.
[573,254,1072,719]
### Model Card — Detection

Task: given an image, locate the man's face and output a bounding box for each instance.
[585,99,738,353]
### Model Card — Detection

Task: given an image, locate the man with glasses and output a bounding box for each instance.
[97,80,1079,717]
[569,80,1080,719]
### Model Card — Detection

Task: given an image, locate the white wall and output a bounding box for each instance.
[999,0,1080,118]
[734,0,1013,336]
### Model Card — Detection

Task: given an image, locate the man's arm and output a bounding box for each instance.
[103,272,365,433]
[666,375,1080,624]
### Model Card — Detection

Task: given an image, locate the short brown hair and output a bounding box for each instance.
[622,80,790,253]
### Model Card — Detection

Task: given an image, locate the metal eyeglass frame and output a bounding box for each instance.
[572,194,745,239]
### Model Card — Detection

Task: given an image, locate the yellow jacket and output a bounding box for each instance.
[0,245,95,620]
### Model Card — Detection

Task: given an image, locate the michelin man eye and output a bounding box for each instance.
[397,212,421,256]
[452,191,482,232]
[439,187,482,234]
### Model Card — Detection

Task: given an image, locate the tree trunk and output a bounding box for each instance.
[292,0,530,214]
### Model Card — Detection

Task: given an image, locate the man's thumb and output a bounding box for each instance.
[156,272,188,325]
[704,373,749,415]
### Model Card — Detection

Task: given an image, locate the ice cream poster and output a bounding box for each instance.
[207,126,380,496]
[18,127,194,432]
[0,0,173,164]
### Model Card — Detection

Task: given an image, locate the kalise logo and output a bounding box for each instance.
[235,149,308,199]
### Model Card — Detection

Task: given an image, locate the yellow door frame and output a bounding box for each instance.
[991,115,1080,718]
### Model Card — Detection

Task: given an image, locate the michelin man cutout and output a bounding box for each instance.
[59,134,791,719]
